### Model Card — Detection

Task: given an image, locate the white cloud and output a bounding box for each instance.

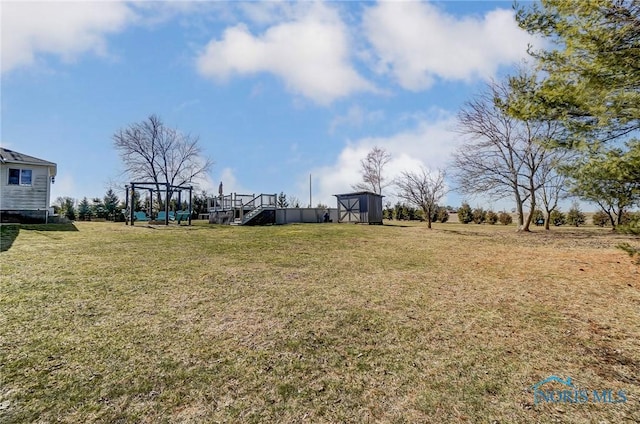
[237,2,297,26]
[196,2,374,105]
[309,111,461,206]
[329,105,385,134]
[362,2,536,90]
[1,1,137,74]
[214,167,251,196]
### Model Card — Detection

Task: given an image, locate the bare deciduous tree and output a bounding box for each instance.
[395,168,447,229]
[288,196,301,208]
[352,146,391,195]
[113,115,213,206]
[453,78,561,232]
[535,150,573,230]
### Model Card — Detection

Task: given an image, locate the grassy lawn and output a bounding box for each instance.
[1,221,639,423]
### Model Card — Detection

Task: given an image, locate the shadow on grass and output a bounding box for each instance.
[0,223,78,252]
[382,222,413,228]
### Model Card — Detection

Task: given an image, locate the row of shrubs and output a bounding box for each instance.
[592,210,640,227]
[383,204,450,223]
[457,203,590,226]
[383,202,639,228]
[457,204,514,225]
[459,204,640,227]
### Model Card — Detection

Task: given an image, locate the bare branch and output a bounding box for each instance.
[452,77,563,231]
[113,115,213,207]
[352,146,391,195]
[395,168,447,229]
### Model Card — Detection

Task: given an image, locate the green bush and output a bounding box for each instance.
[394,203,407,220]
[383,206,394,220]
[592,210,610,227]
[620,211,640,225]
[617,214,640,264]
[532,209,544,225]
[567,203,586,227]
[485,210,498,225]
[472,207,486,224]
[436,207,449,223]
[550,210,566,226]
[498,212,513,225]
[406,207,418,221]
[458,202,473,224]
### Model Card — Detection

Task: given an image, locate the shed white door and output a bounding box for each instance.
[338,197,360,223]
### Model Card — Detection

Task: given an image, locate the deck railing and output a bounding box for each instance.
[208,193,277,212]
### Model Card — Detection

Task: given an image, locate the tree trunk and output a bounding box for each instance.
[615,206,623,228]
[544,209,551,231]
[514,190,525,230]
[520,174,536,232]
[521,209,533,232]
[609,212,617,229]
[521,197,535,232]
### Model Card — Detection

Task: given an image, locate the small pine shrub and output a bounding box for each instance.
[65,208,76,221]
[567,203,586,227]
[549,210,566,226]
[472,207,486,224]
[437,207,449,223]
[485,210,498,225]
[406,207,418,221]
[620,211,640,225]
[458,202,473,224]
[532,209,544,225]
[617,214,640,265]
[394,203,407,220]
[498,212,513,225]
[592,210,610,227]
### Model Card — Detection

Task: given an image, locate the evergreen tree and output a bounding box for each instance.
[566,202,586,227]
[103,189,120,221]
[277,192,289,208]
[550,210,566,226]
[457,202,473,224]
[531,209,545,225]
[62,197,76,221]
[472,207,486,224]
[78,197,92,221]
[516,0,640,145]
[486,210,498,225]
[568,141,640,229]
[436,207,449,223]
[192,191,209,216]
[498,212,513,225]
[92,198,106,219]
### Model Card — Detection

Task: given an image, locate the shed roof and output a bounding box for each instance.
[334,191,384,198]
[0,147,57,168]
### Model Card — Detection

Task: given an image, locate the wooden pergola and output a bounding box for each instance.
[125,182,193,226]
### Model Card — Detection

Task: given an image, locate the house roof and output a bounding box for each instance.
[0,147,57,167]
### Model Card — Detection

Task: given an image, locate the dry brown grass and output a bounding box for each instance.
[0,221,638,423]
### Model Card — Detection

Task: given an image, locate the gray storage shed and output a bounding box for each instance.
[334,191,383,224]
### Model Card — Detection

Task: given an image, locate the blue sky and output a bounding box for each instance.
[1,0,539,210]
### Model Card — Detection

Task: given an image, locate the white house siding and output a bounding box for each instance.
[0,164,51,210]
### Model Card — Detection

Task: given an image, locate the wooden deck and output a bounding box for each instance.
[208,193,277,225]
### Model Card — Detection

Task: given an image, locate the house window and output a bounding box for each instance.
[8,168,32,186]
